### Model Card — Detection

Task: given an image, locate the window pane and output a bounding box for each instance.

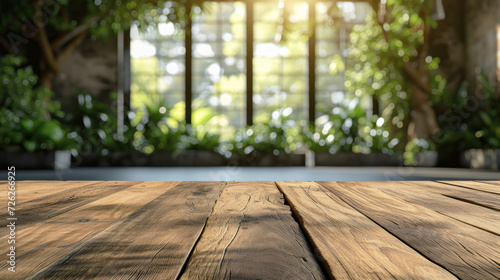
[130,9,186,120]
[253,2,309,123]
[315,2,372,119]
[192,2,246,135]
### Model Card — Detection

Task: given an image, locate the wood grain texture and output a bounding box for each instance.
[276,181,455,280]
[17,181,102,202]
[379,181,500,236]
[0,181,138,237]
[0,181,181,279]
[403,181,500,211]
[32,181,225,280]
[0,181,99,209]
[477,181,500,187]
[438,181,500,195]
[1,180,498,279]
[322,181,500,280]
[180,181,326,280]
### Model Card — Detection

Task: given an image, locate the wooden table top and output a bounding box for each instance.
[1,181,499,279]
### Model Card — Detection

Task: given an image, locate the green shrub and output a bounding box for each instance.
[437,72,500,151]
[0,55,73,152]
[64,91,136,155]
[228,108,303,157]
[403,138,436,166]
[305,99,402,155]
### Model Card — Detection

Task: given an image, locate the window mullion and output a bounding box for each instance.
[308,0,316,124]
[186,2,193,124]
[246,1,254,126]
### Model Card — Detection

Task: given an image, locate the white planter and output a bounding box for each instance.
[460,149,500,170]
[0,150,71,170]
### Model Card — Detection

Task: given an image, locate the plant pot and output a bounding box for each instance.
[0,150,71,170]
[314,152,403,166]
[231,153,306,166]
[460,149,500,170]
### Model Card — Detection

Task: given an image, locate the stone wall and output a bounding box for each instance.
[465,0,500,88]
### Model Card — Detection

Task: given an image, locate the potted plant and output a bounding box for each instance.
[0,56,74,169]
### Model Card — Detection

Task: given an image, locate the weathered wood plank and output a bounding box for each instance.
[18,181,102,202]
[322,181,500,280]
[0,182,9,208]
[403,181,500,211]
[0,181,181,279]
[180,181,326,280]
[477,181,500,187]
[384,181,500,236]
[0,181,138,237]
[32,181,225,280]
[276,181,456,280]
[0,181,99,209]
[438,181,500,195]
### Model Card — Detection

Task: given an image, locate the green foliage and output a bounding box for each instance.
[403,138,435,166]
[228,108,303,156]
[132,102,184,154]
[305,99,402,155]
[179,103,222,152]
[465,74,500,149]
[0,0,191,41]
[438,73,500,150]
[345,0,446,131]
[179,126,221,152]
[0,55,73,152]
[63,91,136,155]
[64,93,223,155]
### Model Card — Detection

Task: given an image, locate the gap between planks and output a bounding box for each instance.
[276,181,457,280]
[438,181,500,195]
[179,181,326,280]
[30,181,225,280]
[395,181,500,236]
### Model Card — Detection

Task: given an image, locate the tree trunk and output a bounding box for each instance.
[408,78,439,139]
[39,69,55,90]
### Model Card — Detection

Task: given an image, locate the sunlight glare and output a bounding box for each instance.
[158,22,175,36]
[130,40,156,58]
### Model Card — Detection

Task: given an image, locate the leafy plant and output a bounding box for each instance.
[0,55,73,152]
[132,102,184,154]
[345,0,446,141]
[438,72,500,150]
[63,91,136,155]
[178,103,223,153]
[0,0,191,92]
[228,107,303,157]
[305,99,402,155]
[403,138,436,166]
[463,73,500,149]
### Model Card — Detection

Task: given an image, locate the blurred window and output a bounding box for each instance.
[192,2,246,135]
[130,1,371,130]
